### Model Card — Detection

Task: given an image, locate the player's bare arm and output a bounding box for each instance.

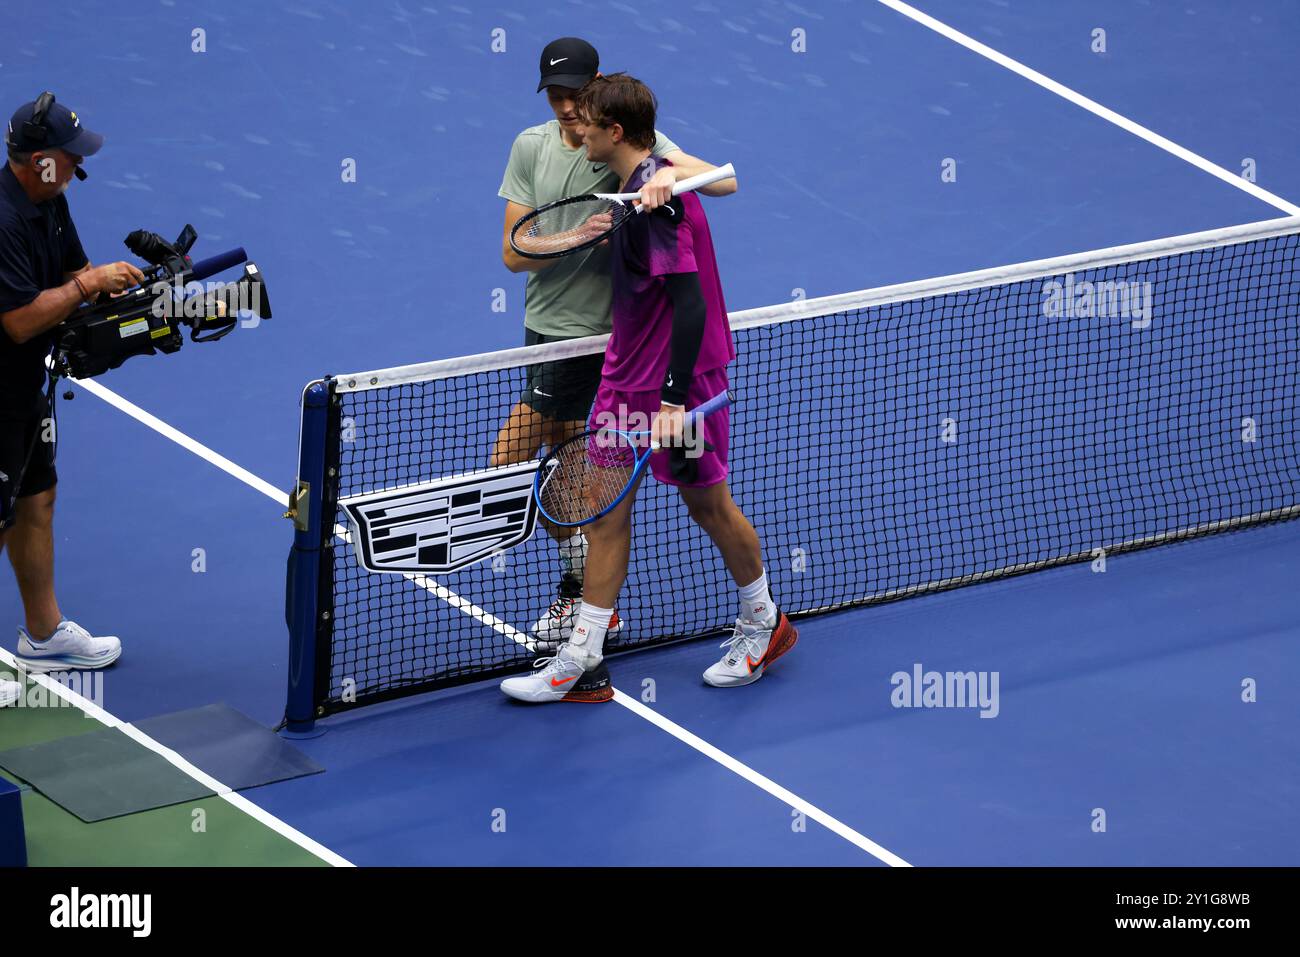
[661,150,737,195]
[636,153,737,210]
[502,200,565,273]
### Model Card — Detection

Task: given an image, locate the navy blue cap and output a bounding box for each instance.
[6,94,104,157]
[537,38,598,92]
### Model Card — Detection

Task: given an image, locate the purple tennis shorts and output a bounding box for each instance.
[587,366,730,488]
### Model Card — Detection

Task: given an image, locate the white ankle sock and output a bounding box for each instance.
[568,601,612,667]
[739,572,777,627]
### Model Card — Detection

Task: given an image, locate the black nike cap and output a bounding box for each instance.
[537,37,599,92]
[6,94,103,157]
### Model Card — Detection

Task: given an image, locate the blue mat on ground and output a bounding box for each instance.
[133,703,324,790]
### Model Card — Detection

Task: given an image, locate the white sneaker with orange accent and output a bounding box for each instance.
[703,612,798,688]
[500,645,614,704]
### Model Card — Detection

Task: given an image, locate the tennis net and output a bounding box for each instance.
[285,216,1300,724]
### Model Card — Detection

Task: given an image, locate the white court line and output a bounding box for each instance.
[877,0,1300,216]
[75,377,286,503]
[75,377,908,865]
[0,646,353,867]
[617,692,910,866]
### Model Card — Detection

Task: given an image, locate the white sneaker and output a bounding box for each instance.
[703,612,798,688]
[500,645,613,704]
[0,677,20,708]
[529,576,624,653]
[16,620,122,673]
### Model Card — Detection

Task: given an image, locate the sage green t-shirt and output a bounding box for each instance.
[498,120,680,338]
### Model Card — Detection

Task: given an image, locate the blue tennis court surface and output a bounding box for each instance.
[1,0,1296,865]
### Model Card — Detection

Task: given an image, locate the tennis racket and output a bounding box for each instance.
[509,162,735,260]
[534,390,731,527]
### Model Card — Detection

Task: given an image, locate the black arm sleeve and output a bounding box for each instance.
[661,271,707,406]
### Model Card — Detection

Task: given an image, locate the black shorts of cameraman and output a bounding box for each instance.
[0,391,57,532]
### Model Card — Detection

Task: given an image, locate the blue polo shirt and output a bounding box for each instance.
[0,164,88,404]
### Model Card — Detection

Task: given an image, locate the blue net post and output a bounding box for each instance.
[284,379,333,733]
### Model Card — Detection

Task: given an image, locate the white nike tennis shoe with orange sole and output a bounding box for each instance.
[703,612,798,688]
[501,645,614,703]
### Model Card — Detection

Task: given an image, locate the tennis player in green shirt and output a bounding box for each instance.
[494,37,736,652]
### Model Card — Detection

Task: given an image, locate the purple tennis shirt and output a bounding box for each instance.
[602,155,734,395]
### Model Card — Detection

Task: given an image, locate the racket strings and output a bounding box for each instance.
[514,197,632,256]
[538,430,645,524]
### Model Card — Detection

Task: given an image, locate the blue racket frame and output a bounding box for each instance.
[533,390,731,528]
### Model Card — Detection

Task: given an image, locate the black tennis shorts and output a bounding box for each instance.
[519,327,604,423]
[0,390,57,532]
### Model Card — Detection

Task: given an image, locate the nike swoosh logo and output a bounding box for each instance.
[550,57,568,66]
[533,387,552,397]
[551,675,578,687]
[747,654,764,673]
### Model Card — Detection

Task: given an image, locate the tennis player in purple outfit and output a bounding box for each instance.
[502,74,797,703]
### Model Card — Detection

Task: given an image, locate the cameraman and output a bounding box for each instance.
[0,94,140,691]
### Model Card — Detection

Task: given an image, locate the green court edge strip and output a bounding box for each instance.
[69,377,911,867]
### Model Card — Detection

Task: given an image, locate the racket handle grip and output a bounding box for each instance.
[671,163,735,197]
[688,389,731,420]
[650,391,729,450]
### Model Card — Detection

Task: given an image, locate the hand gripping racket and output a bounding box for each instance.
[509,163,735,260]
[533,390,731,527]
